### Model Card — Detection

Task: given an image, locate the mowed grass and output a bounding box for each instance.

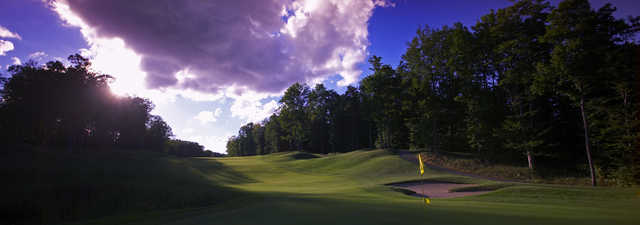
[75,149,640,225]
[0,149,244,225]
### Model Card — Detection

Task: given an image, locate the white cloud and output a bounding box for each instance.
[11,57,21,65]
[181,128,195,134]
[373,0,395,7]
[28,51,47,59]
[49,0,393,95]
[45,0,392,118]
[229,95,279,124]
[0,25,21,40]
[53,57,68,65]
[280,0,392,87]
[46,2,225,105]
[0,40,14,56]
[179,132,234,153]
[174,128,235,153]
[194,110,222,124]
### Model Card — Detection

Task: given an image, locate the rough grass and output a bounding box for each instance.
[418,150,601,185]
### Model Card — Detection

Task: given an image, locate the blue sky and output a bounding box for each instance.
[1,0,637,153]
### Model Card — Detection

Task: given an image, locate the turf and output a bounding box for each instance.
[0,150,242,225]
[70,149,640,225]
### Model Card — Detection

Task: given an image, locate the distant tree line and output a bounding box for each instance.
[226,83,373,156]
[0,55,217,157]
[227,0,639,185]
[167,139,224,157]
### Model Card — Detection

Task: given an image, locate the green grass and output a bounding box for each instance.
[4,149,640,225]
[0,149,243,225]
[74,149,640,225]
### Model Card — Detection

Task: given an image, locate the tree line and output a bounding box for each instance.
[0,55,216,157]
[227,0,639,185]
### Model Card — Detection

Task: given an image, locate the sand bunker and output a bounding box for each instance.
[390,182,491,198]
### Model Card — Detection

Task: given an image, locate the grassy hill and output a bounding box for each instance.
[0,149,243,225]
[3,149,639,225]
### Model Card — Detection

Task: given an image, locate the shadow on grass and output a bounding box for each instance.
[187,157,257,184]
[288,152,319,160]
[0,149,252,225]
[95,189,637,225]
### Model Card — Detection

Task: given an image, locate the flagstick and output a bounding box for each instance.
[421,154,425,206]
[418,153,425,207]
[419,164,422,205]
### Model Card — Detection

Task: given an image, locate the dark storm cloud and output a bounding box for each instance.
[55,0,384,93]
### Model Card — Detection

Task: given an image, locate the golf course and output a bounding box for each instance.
[69,149,639,225]
[2,0,640,225]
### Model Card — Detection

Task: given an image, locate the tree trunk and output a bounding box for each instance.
[528,102,535,170]
[385,122,391,149]
[432,117,437,152]
[623,90,632,150]
[580,96,596,186]
[384,123,389,149]
[368,122,373,148]
[520,103,535,170]
[526,151,534,170]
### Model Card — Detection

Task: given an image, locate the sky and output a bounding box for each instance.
[1,0,638,153]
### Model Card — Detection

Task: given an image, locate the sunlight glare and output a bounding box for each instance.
[87,38,146,97]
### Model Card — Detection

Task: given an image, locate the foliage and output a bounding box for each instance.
[227,83,374,156]
[227,0,640,185]
[166,139,216,157]
[0,55,211,157]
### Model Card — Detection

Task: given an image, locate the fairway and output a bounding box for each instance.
[3,1,639,225]
[81,150,640,225]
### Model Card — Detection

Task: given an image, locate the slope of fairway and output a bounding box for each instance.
[77,149,640,225]
[0,150,245,225]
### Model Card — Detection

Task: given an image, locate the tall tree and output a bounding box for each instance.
[307,84,338,153]
[252,124,266,155]
[0,54,183,152]
[488,0,551,169]
[264,115,286,153]
[361,56,406,149]
[279,83,310,151]
[537,0,638,185]
[145,115,173,151]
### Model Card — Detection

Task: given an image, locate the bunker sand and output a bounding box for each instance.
[391,182,491,198]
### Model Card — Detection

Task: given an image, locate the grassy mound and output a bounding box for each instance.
[0,150,242,225]
[267,151,320,161]
[281,150,421,182]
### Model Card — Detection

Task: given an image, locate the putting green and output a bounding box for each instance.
[82,150,640,225]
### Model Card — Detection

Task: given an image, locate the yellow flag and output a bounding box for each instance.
[418,154,425,175]
[424,198,431,205]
